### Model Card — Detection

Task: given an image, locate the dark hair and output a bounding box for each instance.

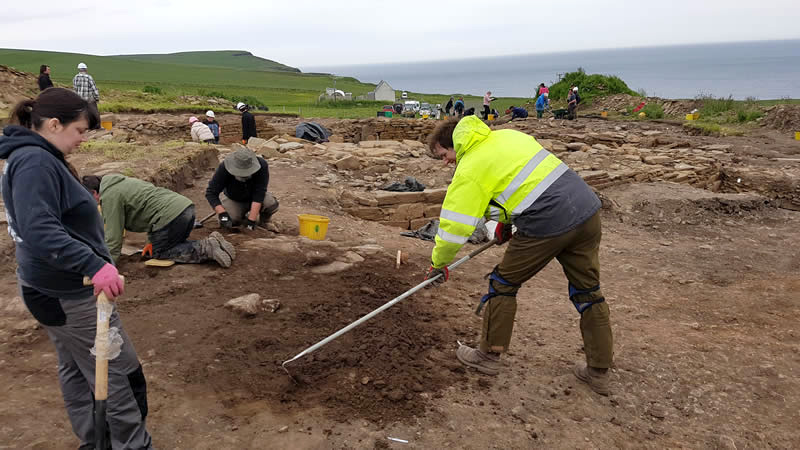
[10,87,99,130]
[40,65,49,74]
[81,175,103,193]
[427,118,459,154]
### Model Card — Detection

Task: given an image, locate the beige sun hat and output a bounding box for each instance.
[224,145,260,177]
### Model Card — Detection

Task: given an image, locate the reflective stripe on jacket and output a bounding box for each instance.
[431,116,572,268]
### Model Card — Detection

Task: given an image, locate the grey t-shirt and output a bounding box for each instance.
[513,168,601,238]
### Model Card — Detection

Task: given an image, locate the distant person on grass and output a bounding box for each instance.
[38,65,53,91]
[453,97,465,116]
[237,102,257,144]
[568,88,578,120]
[482,91,495,119]
[203,110,221,144]
[0,88,153,448]
[535,92,550,118]
[189,116,215,143]
[72,62,99,105]
[509,105,529,120]
[445,97,454,116]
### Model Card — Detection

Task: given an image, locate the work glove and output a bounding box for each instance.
[244,218,257,231]
[218,212,233,230]
[424,265,449,288]
[91,263,124,299]
[494,222,513,245]
[141,243,153,258]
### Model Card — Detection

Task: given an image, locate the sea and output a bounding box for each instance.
[304,40,800,100]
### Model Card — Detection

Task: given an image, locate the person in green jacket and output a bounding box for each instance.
[82,174,236,267]
[423,116,613,395]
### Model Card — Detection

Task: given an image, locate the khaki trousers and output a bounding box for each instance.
[480,212,613,368]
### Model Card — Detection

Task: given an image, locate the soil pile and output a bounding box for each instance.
[762,104,800,131]
[0,65,38,114]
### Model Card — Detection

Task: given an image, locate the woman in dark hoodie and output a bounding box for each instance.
[0,88,153,449]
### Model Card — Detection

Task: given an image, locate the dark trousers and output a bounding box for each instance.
[147,205,205,263]
[480,212,613,368]
[568,103,577,120]
[483,105,490,119]
[537,109,544,118]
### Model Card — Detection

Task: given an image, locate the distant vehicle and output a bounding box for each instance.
[402,100,418,117]
[393,103,403,114]
[382,105,394,112]
[401,91,408,99]
[419,102,432,117]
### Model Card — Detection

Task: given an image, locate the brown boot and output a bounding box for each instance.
[456,344,501,375]
[200,238,232,268]
[573,362,610,396]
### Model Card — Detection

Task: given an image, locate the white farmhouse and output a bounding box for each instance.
[367,80,396,102]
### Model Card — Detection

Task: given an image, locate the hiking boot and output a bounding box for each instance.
[573,362,610,396]
[202,238,232,268]
[456,344,501,375]
[209,231,236,260]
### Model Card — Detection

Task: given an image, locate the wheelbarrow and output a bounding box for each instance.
[552,108,569,119]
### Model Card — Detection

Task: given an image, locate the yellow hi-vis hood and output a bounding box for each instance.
[431,116,568,268]
[453,116,491,164]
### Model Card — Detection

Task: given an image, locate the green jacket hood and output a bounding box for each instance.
[453,116,491,163]
[100,173,126,192]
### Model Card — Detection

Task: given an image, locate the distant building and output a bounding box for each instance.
[319,88,352,102]
[367,80,395,102]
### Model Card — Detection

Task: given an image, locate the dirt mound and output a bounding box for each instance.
[115,234,470,425]
[761,104,800,131]
[587,94,702,117]
[604,182,774,227]
[0,65,38,115]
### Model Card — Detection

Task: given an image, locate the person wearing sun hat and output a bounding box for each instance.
[205,145,279,231]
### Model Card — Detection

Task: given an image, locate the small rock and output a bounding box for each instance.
[262,299,281,313]
[387,390,404,402]
[225,293,261,316]
[342,251,365,263]
[717,435,738,449]
[310,261,353,275]
[278,425,289,433]
[279,142,304,152]
[360,286,377,296]
[361,377,371,385]
[698,244,713,250]
[647,403,667,419]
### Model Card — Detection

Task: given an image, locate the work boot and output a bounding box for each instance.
[209,231,236,260]
[456,344,501,375]
[201,238,232,268]
[573,362,610,396]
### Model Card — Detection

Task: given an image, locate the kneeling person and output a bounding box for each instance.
[82,174,235,267]
[205,145,279,230]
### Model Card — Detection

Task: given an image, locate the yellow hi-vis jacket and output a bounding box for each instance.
[431,116,569,268]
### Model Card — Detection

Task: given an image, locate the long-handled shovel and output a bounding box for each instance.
[281,238,497,380]
[83,275,124,450]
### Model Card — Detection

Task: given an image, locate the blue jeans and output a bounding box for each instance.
[147,205,205,263]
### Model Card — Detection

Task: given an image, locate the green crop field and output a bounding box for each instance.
[0,48,525,118]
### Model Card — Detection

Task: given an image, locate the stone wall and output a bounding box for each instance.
[340,189,447,230]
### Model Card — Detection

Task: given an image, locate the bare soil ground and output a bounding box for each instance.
[1,114,799,449]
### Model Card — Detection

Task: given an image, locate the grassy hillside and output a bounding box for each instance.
[115,50,300,73]
[0,48,525,118]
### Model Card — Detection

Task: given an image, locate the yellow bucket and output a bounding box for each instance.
[685,114,694,120]
[100,121,112,131]
[601,111,608,118]
[693,113,700,120]
[488,114,495,120]
[795,131,800,141]
[298,214,330,240]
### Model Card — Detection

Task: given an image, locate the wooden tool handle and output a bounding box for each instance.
[83,275,125,288]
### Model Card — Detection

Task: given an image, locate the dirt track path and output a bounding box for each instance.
[1,151,799,449]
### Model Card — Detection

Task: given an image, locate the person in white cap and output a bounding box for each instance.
[72,62,99,105]
[202,110,221,144]
[189,116,215,143]
[568,86,579,120]
[236,102,257,144]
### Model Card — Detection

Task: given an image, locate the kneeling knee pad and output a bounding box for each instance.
[475,266,519,316]
[569,283,605,314]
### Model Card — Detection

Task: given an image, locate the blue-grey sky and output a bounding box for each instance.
[1,0,798,68]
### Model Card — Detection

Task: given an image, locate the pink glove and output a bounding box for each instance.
[91,263,124,299]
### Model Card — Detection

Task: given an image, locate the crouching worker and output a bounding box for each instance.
[1,88,153,448]
[423,116,614,395]
[205,145,279,231]
[82,174,236,267]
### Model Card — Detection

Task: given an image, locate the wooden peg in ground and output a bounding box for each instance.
[396,250,401,269]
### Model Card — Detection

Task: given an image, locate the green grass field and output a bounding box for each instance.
[0,48,526,118]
